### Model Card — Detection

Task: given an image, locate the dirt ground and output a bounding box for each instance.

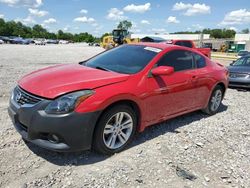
[0,44,249,188]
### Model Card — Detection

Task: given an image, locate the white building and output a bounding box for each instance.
[235,34,250,41]
[131,34,210,41]
[234,34,250,51]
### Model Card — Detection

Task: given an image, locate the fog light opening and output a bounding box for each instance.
[48,134,60,144]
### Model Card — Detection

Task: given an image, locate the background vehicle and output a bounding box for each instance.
[165,40,211,58]
[237,50,249,58]
[88,42,100,46]
[101,29,139,49]
[46,39,59,44]
[0,39,3,44]
[9,37,30,44]
[228,55,250,88]
[59,40,69,44]
[8,43,228,155]
[34,39,46,45]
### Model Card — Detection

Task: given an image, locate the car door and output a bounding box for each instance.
[144,49,198,124]
[190,52,212,108]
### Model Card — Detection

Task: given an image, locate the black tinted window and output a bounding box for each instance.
[85,45,158,74]
[175,41,193,48]
[157,50,194,71]
[193,53,206,68]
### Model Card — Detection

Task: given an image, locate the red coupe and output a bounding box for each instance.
[8,43,229,154]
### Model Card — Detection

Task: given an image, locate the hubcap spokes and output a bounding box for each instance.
[211,90,222,111]
[103,112,133,149]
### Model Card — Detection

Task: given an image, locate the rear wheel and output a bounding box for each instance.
[202,85,224,115]
[93,105,137,155]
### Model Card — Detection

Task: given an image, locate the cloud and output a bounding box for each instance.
[173,2,210,16]
[80,9,88,14]
[130,28,141,33]
[44,18,57,24]
[166,16,180,23]
[0,0,42,7]
[15,15,36,25]
[123,3,151,13]
[28,8,48,17]
[141,20,150,24]
[0,14,4,18]
[220,9,250,25]
[91,23,98,27]
[192,24,204,30]
[106,8,126,21]
[63,26,69,31]
[229,27,238,32]
[74,16,95,23]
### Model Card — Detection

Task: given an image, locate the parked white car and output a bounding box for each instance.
[59,40,69,44]
[34,39,46,45]
[0,39,4,44]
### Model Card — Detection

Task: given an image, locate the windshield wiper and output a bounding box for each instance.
[95,66,111,72]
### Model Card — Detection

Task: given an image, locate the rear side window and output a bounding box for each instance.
[175,41,193,48]
[193,53,206,68]
[157,50,194,71]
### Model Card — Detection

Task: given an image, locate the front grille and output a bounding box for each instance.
[19,123,28,132]
[229,82,250,86]
[229,73,248,78]
[14,87,42,106]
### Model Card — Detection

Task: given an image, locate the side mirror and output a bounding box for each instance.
[151,66,174,76]
[230,60,235,66]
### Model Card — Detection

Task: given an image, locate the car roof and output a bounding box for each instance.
[132,42,177,50]
[131,42,197,52]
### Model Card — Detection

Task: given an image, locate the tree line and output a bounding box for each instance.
[0,18,96,42]
[173,28,249,39]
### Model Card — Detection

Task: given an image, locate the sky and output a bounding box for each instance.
[0,0,250,36]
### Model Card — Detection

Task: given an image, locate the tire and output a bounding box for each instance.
[93,105,137,155]
[202,85,224,115]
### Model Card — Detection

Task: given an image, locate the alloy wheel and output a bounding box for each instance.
[211,89,222,111]
[103,112,133,149]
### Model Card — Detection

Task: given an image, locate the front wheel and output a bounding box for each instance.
[93,105,137,155]
[202,85,224,115]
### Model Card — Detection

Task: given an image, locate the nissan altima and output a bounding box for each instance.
[8,43,229,154]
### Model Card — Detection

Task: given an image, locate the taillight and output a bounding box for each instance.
[225,69,229,77]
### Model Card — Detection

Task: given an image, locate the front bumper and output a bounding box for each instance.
[8,88,101,152]
[229,78,250,88]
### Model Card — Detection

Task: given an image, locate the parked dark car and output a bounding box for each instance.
[46,39,59,44]
[228,55,250,88]
[237,50,249,58]
[10,37,30,44]
[0,36,11,43]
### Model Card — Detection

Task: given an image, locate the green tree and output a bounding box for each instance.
[241,28,249,34]
[117,20,132,30]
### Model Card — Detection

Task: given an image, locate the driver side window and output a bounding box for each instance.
[157,50,194,72]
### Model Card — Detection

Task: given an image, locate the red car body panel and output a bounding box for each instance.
[18,43,228,132]
[18,64,130,99]
[164,40,211,58]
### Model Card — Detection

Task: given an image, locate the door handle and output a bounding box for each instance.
[191,75,198,83]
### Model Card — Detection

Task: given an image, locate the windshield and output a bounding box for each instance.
[233,57,250,66]
[238,51,248,56]
[85,45,159,74]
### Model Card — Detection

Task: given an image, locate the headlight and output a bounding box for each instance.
[45,90,94,114]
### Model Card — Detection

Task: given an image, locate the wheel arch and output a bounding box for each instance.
[91,99,142,149]
[96,99,141,129]
[215,82,226,98]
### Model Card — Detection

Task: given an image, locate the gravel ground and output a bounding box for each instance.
[0,43,249,188]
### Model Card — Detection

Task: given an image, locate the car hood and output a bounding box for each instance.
[227,66,250,74]
[18,64,130,99]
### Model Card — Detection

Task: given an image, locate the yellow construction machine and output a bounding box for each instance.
[101,29,139,49]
